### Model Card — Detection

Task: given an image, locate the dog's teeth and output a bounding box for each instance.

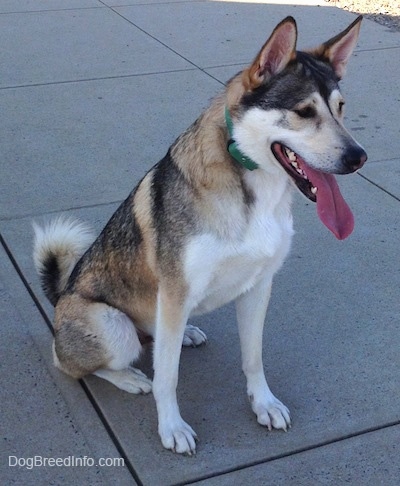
[311,186,318,195]
[284,147,296,160]
[284,147,308,179]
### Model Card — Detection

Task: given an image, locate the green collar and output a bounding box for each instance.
[225,107,259,171]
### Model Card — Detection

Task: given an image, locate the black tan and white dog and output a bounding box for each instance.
[33,16,367,455]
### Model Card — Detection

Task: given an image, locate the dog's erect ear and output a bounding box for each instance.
[319,15,362,79]
[244,17,297,90]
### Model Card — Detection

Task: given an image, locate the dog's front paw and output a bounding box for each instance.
[182,324,207,347]
[159,418,198,455]
[250,394,291,431]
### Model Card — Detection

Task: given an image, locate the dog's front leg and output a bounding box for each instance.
[236,275,291,431]
[153,284,197,455]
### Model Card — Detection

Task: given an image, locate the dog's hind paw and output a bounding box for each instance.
[93,367,152,394]
[159,418,198,455]
[182,324,207,347]
[251,395,291,431]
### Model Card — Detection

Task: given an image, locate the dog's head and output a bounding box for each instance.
[228,16,367,240]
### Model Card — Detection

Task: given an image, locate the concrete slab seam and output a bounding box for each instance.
[0,6,105,16]
[109,6,227,87]
[0,232,53,333]
[79,377,145,486]
[0,200,124,223]
[0,68,199,91]
[355,46,400,54]
[176,421,400,486]
[358,173,400,203]
[0,232,142,485]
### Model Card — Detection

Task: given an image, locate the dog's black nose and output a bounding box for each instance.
[343,146,367,173]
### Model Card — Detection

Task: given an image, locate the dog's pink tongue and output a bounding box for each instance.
[305,167,354,240]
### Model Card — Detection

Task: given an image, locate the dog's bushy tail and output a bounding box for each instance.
[33,218,94,306]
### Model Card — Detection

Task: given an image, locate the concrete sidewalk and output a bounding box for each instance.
[1,1,399,484]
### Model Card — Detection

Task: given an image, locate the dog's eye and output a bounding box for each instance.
[294,106,315,118]
[338,101,345,114]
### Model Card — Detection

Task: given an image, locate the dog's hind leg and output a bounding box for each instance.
[236,274,291,431]
[54,302,151,394]
[91,305,152,394]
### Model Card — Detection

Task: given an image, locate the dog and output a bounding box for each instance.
[33,16,367,455]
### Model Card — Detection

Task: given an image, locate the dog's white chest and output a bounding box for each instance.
[185,184,294,316]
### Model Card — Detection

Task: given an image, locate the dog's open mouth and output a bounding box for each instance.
[271,143,318,202]
[271,142,354,240]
